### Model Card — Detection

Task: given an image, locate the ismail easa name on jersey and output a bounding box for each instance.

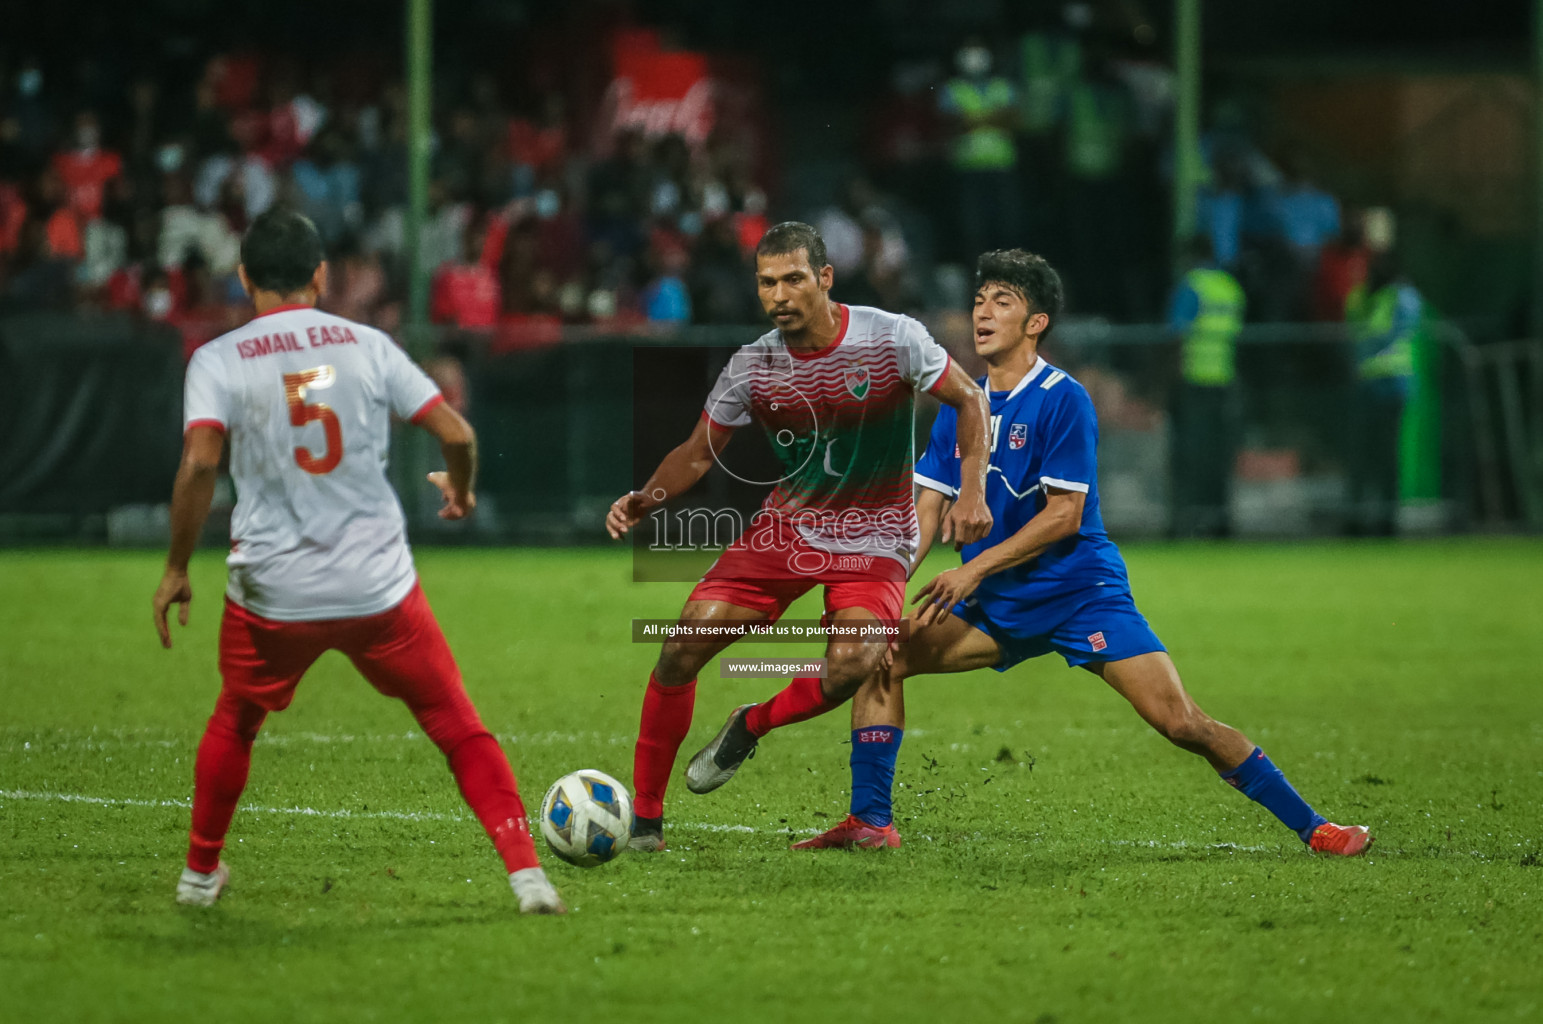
[237,324,359,360]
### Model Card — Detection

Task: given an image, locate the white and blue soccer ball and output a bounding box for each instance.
[539,769,632,868]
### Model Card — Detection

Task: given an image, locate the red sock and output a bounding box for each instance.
[632,672,696,819]
[188,695,267,874]
[446,733,540,873]
[744,676,836,737]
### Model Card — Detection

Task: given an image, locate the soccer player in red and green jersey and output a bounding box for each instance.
[605,222,992,851]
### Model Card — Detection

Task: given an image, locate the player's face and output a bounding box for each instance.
[756,250,832,333]
[973,282,1045,358]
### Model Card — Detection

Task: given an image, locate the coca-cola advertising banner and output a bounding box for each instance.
[601,35,715,144]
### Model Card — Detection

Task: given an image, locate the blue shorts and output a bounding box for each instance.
[954,589,1166,671]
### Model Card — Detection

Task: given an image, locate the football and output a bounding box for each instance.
[538,769,633,867]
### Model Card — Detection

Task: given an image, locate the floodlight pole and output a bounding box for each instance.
[405,0,433,349]
[1172,0,1203,260]
[1534,0,1543,336]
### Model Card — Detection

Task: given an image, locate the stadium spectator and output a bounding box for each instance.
[1313,210,1372,321]
[1195,152,1247,271]
[290,127,362,245]
[640,243,692,325]
[157,172,239,275]
[430,220,501,329]
[940,39,1021,262]
[51,110,121,223]
[1344,250,1421,536]
[1062,52,1137,318]
[862,61,947,226]
[688,214,756,323]
[1167,235,1246,538]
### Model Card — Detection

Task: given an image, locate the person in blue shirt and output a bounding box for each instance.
[706,249,1373,857]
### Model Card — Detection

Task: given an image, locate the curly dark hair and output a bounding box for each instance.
[974,249,1064,339]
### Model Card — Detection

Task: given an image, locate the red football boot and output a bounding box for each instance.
[1308,822,1374,856]
[790,814,902,850]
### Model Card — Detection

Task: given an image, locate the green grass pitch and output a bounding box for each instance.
[2,540,1541,1023]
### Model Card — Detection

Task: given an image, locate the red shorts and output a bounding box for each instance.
[688,515,907,623]
[218,582,472,724]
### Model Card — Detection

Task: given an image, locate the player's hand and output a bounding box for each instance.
[605,491,651,539]
[427,471,476,520]
[939,490,992,549]
[152,569,193,649]
[911,565,984,627]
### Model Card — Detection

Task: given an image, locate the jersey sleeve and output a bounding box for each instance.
[379,331,444,423]
[914,404,961,497]
[1038,385,1098,494]
[702,355,753,429]
[183,346,230,433]
[898,317,951,395]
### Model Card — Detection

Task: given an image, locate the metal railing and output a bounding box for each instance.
[1,310,1535,543]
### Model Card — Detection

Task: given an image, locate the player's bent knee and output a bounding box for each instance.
[655,641,710,687]
[825,643,882,688]
[1157,708,1213,751]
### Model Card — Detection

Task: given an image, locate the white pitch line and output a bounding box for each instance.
[1103,838,1274,853]
[3,730,638,750]
[0,788,460,822]
[0,788,764,832]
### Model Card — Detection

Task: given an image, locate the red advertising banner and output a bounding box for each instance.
[600,39,716,144]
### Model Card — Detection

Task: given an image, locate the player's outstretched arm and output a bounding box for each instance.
[929,361,992,546]
[153,425,224,649]
[420,402,478,520]
[606,416,735,539]
[913,488,1085,627]
[910,486,951,579]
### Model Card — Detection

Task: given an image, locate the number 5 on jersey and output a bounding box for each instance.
[282,366,343,474]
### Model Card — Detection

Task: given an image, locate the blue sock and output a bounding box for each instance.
[1221,747,1328,842]
[849,726,903,827]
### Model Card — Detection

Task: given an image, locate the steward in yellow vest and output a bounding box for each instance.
[1343,252,1421,534]
[1168,237,1246,537]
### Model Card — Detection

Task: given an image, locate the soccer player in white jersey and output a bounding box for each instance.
[605,222,993,851]
[152,210,565,913]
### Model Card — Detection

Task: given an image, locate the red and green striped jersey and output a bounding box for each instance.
[703,304,952,570]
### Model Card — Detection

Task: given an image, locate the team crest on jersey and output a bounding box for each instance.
[1008,422,1028,450]
[845,366,870,400]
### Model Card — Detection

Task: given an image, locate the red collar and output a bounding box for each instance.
[252,303,315,319]
[786,303,849,360]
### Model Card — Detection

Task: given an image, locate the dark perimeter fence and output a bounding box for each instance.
[1,312,1539,546]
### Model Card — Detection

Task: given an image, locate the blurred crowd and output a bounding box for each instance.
[860,13,1371,324]
[0,48,773,356]
[1,10,1385,352]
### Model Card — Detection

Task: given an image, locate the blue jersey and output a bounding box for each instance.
[914,358,1131,636]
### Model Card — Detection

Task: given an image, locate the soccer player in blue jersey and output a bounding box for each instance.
[704,249,1373,857]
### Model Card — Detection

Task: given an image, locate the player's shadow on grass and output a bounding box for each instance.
[119,904,515,953]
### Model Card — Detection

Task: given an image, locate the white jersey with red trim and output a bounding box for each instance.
[182,305,443,621]
[702,304,951,569]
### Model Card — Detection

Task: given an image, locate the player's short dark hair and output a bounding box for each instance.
[240,209,325,294]
[756,221,829,272]
[975,249,1064,339]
